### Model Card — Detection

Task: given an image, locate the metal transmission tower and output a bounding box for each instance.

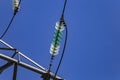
[0,0,68,80]
[0,39,63,80]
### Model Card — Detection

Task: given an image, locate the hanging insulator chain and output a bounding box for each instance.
[50,21,65,56]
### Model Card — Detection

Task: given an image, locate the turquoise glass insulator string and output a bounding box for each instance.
[50,21,65,56]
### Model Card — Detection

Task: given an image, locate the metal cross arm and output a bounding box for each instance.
[0,53,63,80]
[0,39,46,70]
[0,39,64,80]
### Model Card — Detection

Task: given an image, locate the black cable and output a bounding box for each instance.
[0,0,21,39]
[61,0,67,18]
[53,0,68,80]
[44,0,67,79]
[0,14,16,39]
[53,25,68,80]
[47,24,68,80]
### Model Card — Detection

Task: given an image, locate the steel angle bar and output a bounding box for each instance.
[0,62,13,73]
[0,39,14,49]
[0,52,18,74]
[0,54,63,80]
[13,63,18,80]
[18,51,46,71]
[0,39,46,71]
[0,48,16,51]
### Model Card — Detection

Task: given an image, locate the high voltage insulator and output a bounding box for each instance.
[13,0,20,13]
[0,0,21,39]
[50,21,65,56]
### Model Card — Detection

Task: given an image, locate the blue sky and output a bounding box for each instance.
[0,0,120,80]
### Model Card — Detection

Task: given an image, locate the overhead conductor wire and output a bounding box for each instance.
[0,1,21,80]
[0,0,21,39]
[53,0,68,79]
[48,0,68,80]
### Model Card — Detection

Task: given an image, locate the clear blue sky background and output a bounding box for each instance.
[0,0,120,80]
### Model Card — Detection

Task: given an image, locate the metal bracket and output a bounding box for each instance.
[0,39,64,80]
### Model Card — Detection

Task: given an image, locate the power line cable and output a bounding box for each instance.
[53,0,68,79]
[0,0,21,39]
[61,0,67,18]
[47,0,68,80]
[0,1,21,79]
[53,24,68,80]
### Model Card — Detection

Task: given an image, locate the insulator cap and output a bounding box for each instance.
[55,22,65,31]
[13,0,19,12]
